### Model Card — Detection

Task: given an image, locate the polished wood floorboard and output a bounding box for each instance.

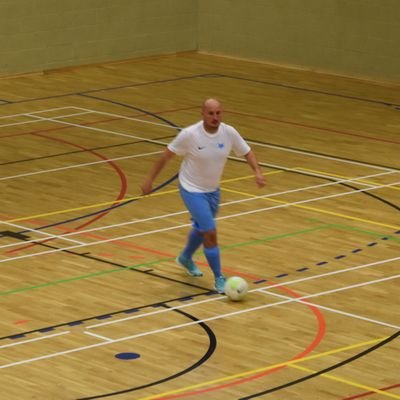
[0,52,399,400]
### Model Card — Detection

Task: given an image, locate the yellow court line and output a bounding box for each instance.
[6,188,178,223]
[136,336,388,400]
[295,167,400,192]
[290,364,400,399]
[5,170,281,224]
[221,187,400,230]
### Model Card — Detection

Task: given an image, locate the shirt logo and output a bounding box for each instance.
[218,143,225,149]
[198,146,206,150]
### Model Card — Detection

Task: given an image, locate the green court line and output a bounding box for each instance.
[0,257,174,296]
[0,225,330,296]
[3,222,395,296]
[0,269,125,296]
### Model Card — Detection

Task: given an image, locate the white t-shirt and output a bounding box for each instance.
[168,121,251,192]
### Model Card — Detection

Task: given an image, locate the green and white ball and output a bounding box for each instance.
[224,276,248,301]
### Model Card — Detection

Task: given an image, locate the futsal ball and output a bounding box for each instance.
[224,276,248,301]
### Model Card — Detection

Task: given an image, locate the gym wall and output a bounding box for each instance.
[1,0,399,83]
[0,0,197,75]
[198,0,400,83]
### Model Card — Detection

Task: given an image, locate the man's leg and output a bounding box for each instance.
[203,229,225,293]
[181,229,204,260]
[177,229,203,277]
[178,186,225,290]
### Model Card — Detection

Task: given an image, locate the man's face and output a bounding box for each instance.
[202,102,222,132]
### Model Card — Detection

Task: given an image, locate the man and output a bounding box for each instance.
[141,98,265,293]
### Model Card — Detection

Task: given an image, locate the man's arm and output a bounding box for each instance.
[141,148,176,195]
[244,150,266,188]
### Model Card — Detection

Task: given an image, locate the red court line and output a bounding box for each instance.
[342,383,400,399]
[5,223,260,279]
[226,110,400,145]
[5,132,128,254]
[157,284,326,399]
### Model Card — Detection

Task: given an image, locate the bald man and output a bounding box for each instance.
[141,99,265,293]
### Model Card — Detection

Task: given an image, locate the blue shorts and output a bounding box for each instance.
[179,185,220,232]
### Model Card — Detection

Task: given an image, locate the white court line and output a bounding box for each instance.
[263,284,400,330]
[1,271,398,369]
[84,331,113,342]
[86,255,400,330]
[47,110,93,119]
[0,331,69,349]
[0,114,39,120]
[28,106,88,115]
[1,179,399,263]
[0,119,43,128]
[244,142,396,172]
[0,169,393,251]
[69,107,181,130]
[216,180,400,224]
[0,150,163,181]
[26,113,173,146]
[1,221,85,246]
[1,106,171,129]
[0,110,94,128]
[0,106,85,120]
[1,137,392,183]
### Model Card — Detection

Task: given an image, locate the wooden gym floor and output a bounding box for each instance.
[0,52,399,400]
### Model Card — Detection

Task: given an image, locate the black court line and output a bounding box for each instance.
[234,157,400,213]
[76,304,217,400]
[0,70,397,108]
[240,330,400,399]
[0,74,215,106]
[0,242,215,342]
[81,73,400,108]
[79,92,180,127]
[217,74,400,108]
[78,74,219,95]
[2,287,215,342]
[247,138,400,171]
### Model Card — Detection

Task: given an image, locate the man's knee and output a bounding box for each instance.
[202,229,217,248]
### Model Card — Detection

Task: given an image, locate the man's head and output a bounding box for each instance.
[201,98,223,133]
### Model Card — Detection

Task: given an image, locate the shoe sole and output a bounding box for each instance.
[176,257,203,277]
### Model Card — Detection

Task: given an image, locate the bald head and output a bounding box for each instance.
[201,98,223,133]
[202,98,222,111]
